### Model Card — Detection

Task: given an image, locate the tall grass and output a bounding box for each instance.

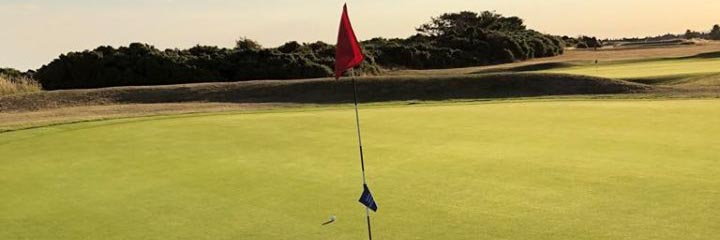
[0,74,42,96]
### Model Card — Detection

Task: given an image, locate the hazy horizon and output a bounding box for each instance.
[2,0,719,70]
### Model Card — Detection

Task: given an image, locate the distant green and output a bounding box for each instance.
[542,56,720,79]
[2,100,720,240]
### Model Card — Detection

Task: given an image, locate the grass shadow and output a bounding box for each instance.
[472,51,720,76]
[470,62,577,74]
[0,73,652,112]
[623,73,720,86]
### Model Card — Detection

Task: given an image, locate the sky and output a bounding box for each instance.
[1,0,719,70]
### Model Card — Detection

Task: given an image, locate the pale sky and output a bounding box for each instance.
[1,0,719,70]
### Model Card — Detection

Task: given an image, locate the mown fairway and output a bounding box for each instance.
[2,100,720,240]
[540,53,720,80]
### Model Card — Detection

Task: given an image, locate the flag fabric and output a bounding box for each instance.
[334,4,365,79]
[358,184,378,212]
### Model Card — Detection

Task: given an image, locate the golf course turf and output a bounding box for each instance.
[1,99,719,239]
[538,52,720,80]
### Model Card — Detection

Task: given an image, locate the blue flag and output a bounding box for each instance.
[358,184,378,212]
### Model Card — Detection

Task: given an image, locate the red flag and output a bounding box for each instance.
[335,4,364,79]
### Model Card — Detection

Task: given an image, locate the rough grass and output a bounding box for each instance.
[0,73,649,112]
[1,100,719,240]
[0,74,41,96]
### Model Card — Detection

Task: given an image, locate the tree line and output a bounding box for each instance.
[19,11,566,90]
[684,24,720,40]
[34,40,376,90]
[606,24,720,43]
[362,11,565,69]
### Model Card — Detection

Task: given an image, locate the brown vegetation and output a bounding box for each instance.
[0,74,41,96]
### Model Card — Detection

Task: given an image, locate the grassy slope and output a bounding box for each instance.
[3,43,720,116]
[451,46,720,92]
[0,73,647,112]
[538,54,720,80]
[11,44,720,133]
[389,42,720,76]
[2,100,720,240]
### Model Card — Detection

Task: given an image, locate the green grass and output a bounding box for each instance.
[2,100,720,239]
[540,55,720,80]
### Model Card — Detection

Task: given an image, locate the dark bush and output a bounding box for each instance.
[35,43,338,89]
[368,11,565,69]
[710,25,720,40]
[35,11,564,89]
[575,36,603,49]
[0,68,24,78]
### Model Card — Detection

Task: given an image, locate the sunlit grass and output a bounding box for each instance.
[540,56,720,79]
[2,100,719,239]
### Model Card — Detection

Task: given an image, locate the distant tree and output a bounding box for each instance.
[685,29,701,39]
[416,11,526,37]
[710,24,720,40]
[561,36,579,47]
[370,11,564,68]
[0,68,23,77]
[32,11,563,89]
[576,36,603,49]
[278,41,303,53]
[417,11,476,36]
[235,37,262,51]
[34,40,347,90]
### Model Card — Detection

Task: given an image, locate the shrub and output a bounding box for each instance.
[35,43,342,89]
[575,36,603,49]
[278,41,303,53]
[710,25,720,40]
[34,11,564,89]
[235,37,263,51]
[368,11,565,69]
[0,68,24,78]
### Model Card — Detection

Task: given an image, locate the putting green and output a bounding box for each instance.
[2,100,719,240]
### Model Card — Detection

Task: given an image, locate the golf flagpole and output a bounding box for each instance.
[350,68,373,240]
[335,4,377,240]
